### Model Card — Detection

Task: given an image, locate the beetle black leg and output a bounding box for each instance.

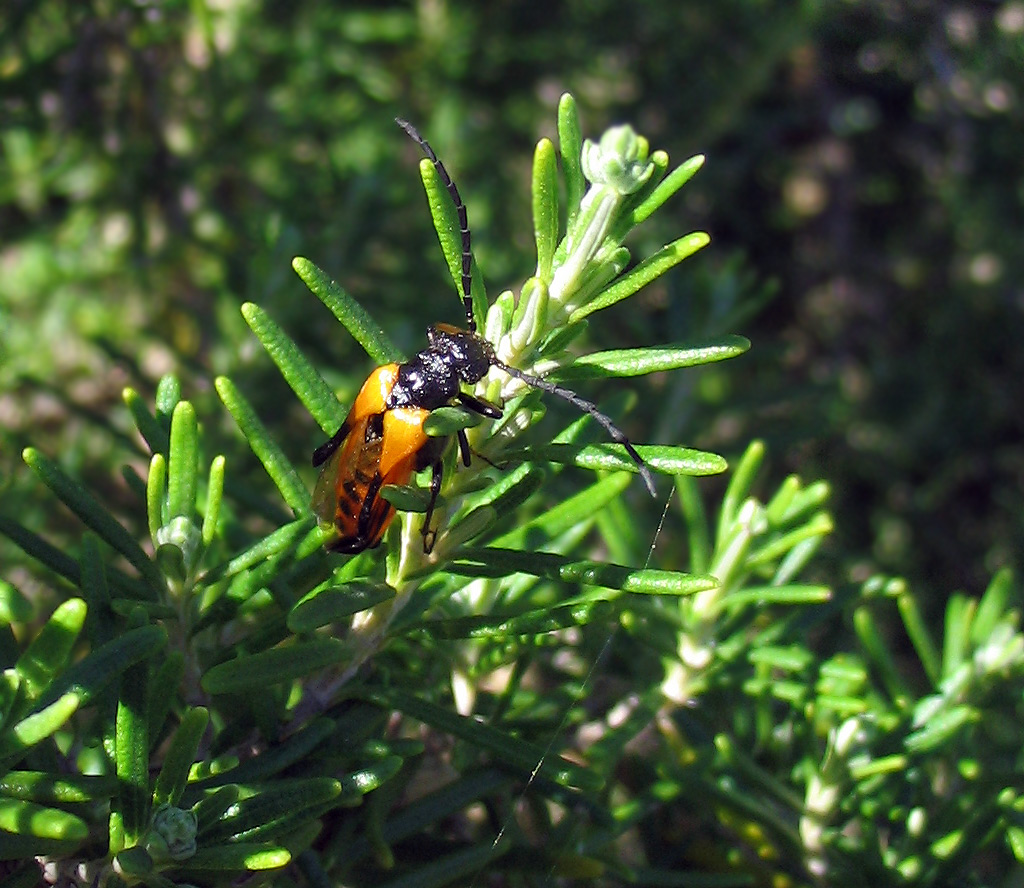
[421,459,444,553]
[455,428,504,471]
[456,429,472,467]
[312,420,350,467]
[455,391,503,420]
[454,392,501,469]
[328,472,386,554]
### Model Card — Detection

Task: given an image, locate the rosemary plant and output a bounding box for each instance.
[1,94,1022,888]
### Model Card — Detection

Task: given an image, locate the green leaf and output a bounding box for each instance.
[555,336,751,378]
[533,137,559,281]
[292,257,401,365]
[905,705,978,752]
[631,154,706,225]
[748,645,814,672]
[345,769,511,869]
[896,587,941,687]
[379,483,432,513]
[340,756,404,798]
[363,687,601,792]
[0,797,88,842]
[198,778,342,843]
[515,443,727,479]
[202,455,226,547]
[123,386,169,455]
[719,440,765,540]
[941,593,974,680]
[746,513,833,568]
[192,785,239,834]
[459,463,545,517]
[421,598,617,639]
[486,288,516,342]
[194,718,336,787]
[0,582,31,629]
[146,454,166,542]
[288,582,396,632]
[375,841,507,888]
[22,448,163,595]
[569,232,710,322]
[168,401,199,520]
[487,473,630,550]
[148,652,184,745]
[1006,825,1024,863]
[972,567,1014,647]
[175,843,291,871]
[242,302,345,434]
[14,598,86,701]
[155,375,181,417]
[422,404,485,437]
[853,606,910,703]
[676,475,712,576]
[114,644,151,847]
[778,480,831,525]
[508,276,550,351]
[449,547,716,596]
[0,834,83,862]
[567,246,631,311]
[437,504,497,551]
[215,376,309,515]
[722,584,831,609]
[79,536,114,653]
[111,846,153,876]
[538,319,589,357]
[201,638,349,694]
[154,707,209,808]
[558,93,585,226]
[217,518,317,581]
[0,692,80,764]
[37,624,166,710]
[613,148,670,237]
[0,519,83,597]
[417,157,487,329]
[569,232,712,323]
[0,770,117,804]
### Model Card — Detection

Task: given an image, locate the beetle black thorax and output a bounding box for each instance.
[386,324,495,411]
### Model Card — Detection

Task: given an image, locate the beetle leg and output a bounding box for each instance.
[455,391,503,419]
[349,473,384,548]
[456,428,472,467]
[312,420,352,468]
[421,459,444,553]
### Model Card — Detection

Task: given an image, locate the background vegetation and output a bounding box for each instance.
[3,0,1021,596]
[1,1,1022,885]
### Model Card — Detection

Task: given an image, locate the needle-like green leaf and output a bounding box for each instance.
[292,257,402,365]
[201,638,349,694]
[533,137,559,282]
[168,401,198,521]
[242,301,345,434]
[215,376,308,515]
[555,335,751,379]
[570,232,710,321]
[23,448,163,596]
[558,93,585,226]
[363,687,601,793]
[418,157,488,329]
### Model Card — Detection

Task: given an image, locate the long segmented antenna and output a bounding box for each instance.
[493,359,658,496]
[396,118,475,332]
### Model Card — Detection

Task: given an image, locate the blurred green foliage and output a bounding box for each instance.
[2,2,1024,885]
[2,1,1022,625]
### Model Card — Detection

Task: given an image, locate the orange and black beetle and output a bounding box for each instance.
[312,119,655,554]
